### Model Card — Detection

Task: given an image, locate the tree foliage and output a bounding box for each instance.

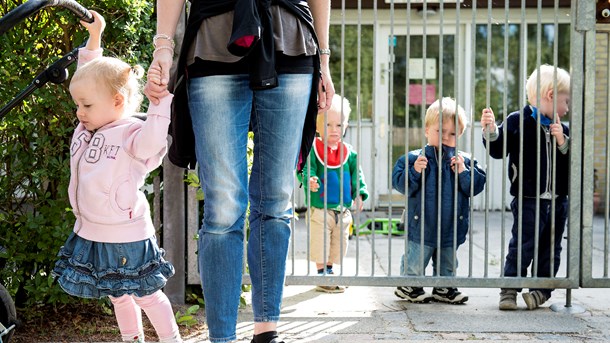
[474,23,570,122]
[0,0,155,309]
[329,25,375,121]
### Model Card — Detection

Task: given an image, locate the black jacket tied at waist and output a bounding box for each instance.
[168,0,321,171]
[229,0,277,89]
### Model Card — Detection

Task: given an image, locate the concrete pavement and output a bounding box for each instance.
[220,285,609,342]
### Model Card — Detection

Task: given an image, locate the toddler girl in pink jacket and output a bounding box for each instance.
[52,11,181,343]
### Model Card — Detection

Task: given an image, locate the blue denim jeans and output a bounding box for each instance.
[400,240,458,277]
[188,73,312,343]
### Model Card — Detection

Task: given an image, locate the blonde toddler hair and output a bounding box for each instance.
[525,64,570,107]
[71,57,144,114]
[316,94,351,131]
[424,97,468,136]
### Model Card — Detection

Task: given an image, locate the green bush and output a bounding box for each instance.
[0,0,155,309]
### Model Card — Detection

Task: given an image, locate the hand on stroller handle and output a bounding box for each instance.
[0,0,93,120]
[0,0,93,36]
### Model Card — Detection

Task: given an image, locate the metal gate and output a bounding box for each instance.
[158,1,609,303]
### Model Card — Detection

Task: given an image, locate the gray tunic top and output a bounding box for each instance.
[187,6,317,65]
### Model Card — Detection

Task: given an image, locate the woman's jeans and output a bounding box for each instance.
[188,73,312,343]
[400,240,458,278]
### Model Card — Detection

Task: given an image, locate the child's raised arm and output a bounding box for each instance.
[77,11,105,68]
[81,10,106,51]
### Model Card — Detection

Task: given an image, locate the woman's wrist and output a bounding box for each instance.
[153,46,174,58]
[153,33,175,49]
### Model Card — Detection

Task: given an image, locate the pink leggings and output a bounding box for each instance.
[110,290,181,343]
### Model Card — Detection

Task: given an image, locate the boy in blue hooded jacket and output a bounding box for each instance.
[393,97,486,304]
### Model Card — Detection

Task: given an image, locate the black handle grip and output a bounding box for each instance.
[0,0,92,36]
[53,0,93,23]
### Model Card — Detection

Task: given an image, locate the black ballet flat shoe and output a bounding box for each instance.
[250,339,284,343]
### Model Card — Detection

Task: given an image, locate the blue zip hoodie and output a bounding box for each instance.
[392,145,486,248]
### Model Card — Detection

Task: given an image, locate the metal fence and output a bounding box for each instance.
[159,1,609,304]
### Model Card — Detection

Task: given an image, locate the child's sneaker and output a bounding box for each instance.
[315,285,345,293]
[127,335,145,343]
[432,287,468,304]
[499,288,518,310]
[394,286,434,303]
[522,290,547,310]
[316,268,345,293]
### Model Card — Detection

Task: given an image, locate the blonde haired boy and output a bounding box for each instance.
[299,94,368,293]
[393,97,486,304]
[481,64,570,310]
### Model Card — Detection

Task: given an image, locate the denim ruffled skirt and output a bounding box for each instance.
[52,232,175,299]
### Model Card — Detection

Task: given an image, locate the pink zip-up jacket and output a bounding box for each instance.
[69,48,173,243]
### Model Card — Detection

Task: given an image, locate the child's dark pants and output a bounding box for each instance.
[503,196,568,299]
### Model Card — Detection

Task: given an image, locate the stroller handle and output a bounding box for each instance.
[0,0,93,36]
[0,0,92,119]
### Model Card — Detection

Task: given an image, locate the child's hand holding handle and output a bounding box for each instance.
[481,108,497,133]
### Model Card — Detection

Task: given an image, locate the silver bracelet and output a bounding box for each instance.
[319,48,331,56]
[153,45,174,57]
[153,34,175,49]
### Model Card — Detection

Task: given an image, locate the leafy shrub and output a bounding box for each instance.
[0,0,155,309]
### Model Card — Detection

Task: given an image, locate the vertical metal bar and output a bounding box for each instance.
[468,0,478,278]
[402,0,412,280]
[606,37,610,277]
[304,153,317,275]
[453,0,464,277]
[370,0,378,276]
[455,0,462,278]
[603,33,610,279]
[387,0,395,276]
[483,0,492,278]
[438,0,456,281]
[186,175,200,285]
[517,0,527,278]
[162,159,186,304]
[436,0,444,281]
[500,0,510,278]
[549,0,560,281]
[571,0,590,287]
[338,0,346,277]
[532,0,542,280]
[322,89,329,275]
[354,0,363,277]
[420,0,428,278]
[306,153,312,276]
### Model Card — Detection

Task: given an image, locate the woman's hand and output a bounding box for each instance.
[317,65,335,112]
